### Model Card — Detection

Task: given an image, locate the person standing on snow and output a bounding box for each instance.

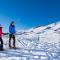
[0,24,4,50]
[9,21,16,48]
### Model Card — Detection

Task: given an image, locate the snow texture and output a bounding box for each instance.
[0,21,60,60]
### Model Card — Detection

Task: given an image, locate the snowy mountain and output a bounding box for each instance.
[27,21,60,43]
[1,21,60,60]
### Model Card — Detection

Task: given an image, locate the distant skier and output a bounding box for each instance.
[0,24,4,50]
[9,21,16,48]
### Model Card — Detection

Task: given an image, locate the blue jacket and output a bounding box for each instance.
[9,25,16,34]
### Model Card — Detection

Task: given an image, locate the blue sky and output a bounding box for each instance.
[0,0,60,32]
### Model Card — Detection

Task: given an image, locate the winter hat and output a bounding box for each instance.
[11,21,14,24]
[0,24,2,27]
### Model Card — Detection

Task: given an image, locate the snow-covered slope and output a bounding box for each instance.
[1,21,60,60]
[27,21,60,43]
[3,21,60,49]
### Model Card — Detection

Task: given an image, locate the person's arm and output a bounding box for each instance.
[14,26,16,34]
[2,33,9,35]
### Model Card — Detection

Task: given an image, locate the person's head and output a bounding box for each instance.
[10,21,15,26]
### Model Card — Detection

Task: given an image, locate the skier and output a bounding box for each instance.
[9,21,16,49]
[0,24,4,50]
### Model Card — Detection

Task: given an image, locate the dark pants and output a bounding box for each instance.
[0,38,3,50]
[9,34,15,47]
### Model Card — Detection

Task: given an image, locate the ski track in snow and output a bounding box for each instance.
[0,47,60,60]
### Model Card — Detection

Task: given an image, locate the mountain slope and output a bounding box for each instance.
[0,21,60,60]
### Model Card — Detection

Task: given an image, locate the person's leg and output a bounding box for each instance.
[0,38,3,50]
[9,34,12,47]
[13,35,16,48]
[1,39,3,50]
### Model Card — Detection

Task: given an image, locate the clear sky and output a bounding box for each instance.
[0,0,60,32]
